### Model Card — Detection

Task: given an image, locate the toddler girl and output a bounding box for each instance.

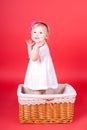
[24,21,58,94]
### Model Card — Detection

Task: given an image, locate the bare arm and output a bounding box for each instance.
[26,40,34,58]
[31,44,40,61]
[26,40,45,61]
[31,42,45,61]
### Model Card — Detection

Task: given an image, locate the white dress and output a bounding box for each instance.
[24,43,58,90]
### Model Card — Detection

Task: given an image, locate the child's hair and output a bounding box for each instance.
[31,21,50,34]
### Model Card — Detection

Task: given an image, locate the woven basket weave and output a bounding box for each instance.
[17,83,76,123]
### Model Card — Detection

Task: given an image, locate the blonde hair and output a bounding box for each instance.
[31,22,50,34]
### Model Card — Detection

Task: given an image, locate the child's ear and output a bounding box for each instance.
[45,34,48,39]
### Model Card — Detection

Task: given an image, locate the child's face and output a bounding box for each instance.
[31,26,47,43]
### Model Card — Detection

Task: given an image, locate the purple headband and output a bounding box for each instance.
[30,20,36,30]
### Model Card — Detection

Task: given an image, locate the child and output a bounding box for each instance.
[24,21,58,94]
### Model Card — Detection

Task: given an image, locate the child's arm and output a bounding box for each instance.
[31,44,40,61]
[31,42,45,61]
[26,40,45,61]
[26,40,34,58]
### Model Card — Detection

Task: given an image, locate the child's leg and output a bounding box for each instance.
[33,90,46,94]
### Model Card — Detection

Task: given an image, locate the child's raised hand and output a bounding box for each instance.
[37,42,45,48]
[26,40,34,47]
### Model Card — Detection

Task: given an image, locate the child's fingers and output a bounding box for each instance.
[26,40,29,45]
[26,40,34,46]
[38,42,45,47]
[31,42,35,46]
[26,39,31,44]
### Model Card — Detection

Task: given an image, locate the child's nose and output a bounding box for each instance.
[36,32,39,36]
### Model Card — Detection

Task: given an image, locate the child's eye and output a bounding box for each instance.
[34,32,36,33]
[39,32,43,34]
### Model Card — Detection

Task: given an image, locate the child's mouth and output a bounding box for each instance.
[35,37,39,39]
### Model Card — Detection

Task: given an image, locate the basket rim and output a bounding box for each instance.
[17,83,77,98]
[17,83,77,105]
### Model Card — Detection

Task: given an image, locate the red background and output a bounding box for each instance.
[0,0,87,130]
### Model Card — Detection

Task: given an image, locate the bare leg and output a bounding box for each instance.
[33,90,46,94]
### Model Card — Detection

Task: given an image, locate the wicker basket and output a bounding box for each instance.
[17,83,76,123]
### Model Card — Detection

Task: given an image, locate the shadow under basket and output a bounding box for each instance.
[17,83,77,123]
